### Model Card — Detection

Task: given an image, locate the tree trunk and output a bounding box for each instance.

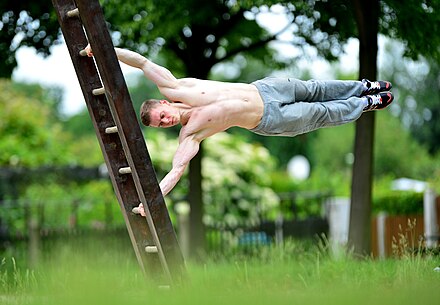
[184,56,211,260]
[188,143,205,259]
[348,0,379,256]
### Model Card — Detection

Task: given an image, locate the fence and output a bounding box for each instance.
[371,196,440,257]
[3,191,438,262]
[205,217,329,252]
[0,190,333,264]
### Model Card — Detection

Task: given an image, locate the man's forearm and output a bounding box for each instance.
[159,166,185,196]
[114,47,148,69]
[115,47,177,89]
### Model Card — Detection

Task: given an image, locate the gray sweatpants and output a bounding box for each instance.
[250,77,365,137]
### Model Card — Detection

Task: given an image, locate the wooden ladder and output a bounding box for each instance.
[51,0,185,286]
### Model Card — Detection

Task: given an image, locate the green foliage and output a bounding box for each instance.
[61,110,95,138]
[309,124,354,176]
[309,110,440,180]
[270,171,333,219]
[299,166,351,197]
[126,74,163,119]
[269,171,298,193]
[283,0,357,60]
[371,175,437,216]
[381,0,440,61]
[10,82,64,121]
[103,0,278,77]
[2,0,440,84]
[2,0,440,239]
[1,128,281,234]
[381,42,440,155]
[203,132,280,225]
[0,180,123,235]
[144,131,280,226]
[284,110,440,216]
[372,191,423,215]
[230,127,315,168]
[66,136,105,166]
[0,1,60,77]
[373,109,437,178]
[0,80,73,167]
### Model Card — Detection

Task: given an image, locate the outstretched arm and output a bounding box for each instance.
[84,44,177,90]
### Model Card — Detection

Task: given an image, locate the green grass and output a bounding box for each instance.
[1,235,439,305]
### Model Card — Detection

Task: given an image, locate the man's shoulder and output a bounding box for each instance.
[177,77,200,87]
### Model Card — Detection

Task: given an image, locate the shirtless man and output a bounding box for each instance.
[85,46,393,215]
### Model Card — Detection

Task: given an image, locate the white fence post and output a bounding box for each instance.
[424,188,438,248]
[376,212,387,259]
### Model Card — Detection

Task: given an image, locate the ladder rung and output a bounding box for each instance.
[132,203,143,215]
[66,8,79,18]
[105,126,118,134]
[92,87,106,95]
[118,167,132,174]
[145,246,158,253]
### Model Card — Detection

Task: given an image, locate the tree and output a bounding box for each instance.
[0,1,60,78]
[3,0,440,257]
[232,0,439,255]
[348,0,440,255]
[0,79,74,244]
[404,59,440,155]
[1,1,359,256]
[0,80,73,167]
[380,43,440,155]
[282,0,440,255]
[101,0,368,257]
[2,0,286,256]
[310,110,438,190]
[102,0,293,257]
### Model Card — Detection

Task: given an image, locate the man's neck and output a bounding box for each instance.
[179,108,192,126]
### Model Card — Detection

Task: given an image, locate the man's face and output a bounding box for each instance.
[149,100,180,128]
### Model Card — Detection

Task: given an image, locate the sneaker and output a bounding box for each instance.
[362,79,392,95]
[363,92,394,111]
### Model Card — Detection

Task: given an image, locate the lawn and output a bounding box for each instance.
[1,234,439,305]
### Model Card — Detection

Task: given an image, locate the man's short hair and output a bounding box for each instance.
[140,99,161,126]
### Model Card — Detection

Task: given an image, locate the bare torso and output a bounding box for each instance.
[160,78,264,141]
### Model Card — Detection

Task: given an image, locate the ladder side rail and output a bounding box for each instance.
[52,0,163,279]
[75,0,185,283]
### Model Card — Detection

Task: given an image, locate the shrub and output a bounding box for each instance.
[372,191,423,215]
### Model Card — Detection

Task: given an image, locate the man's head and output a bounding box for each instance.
[140,99,180,128]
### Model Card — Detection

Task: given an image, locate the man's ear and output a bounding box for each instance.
[160,99,170,105]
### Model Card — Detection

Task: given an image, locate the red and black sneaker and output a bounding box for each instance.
[363,92,394,112]
[362,79,392,95]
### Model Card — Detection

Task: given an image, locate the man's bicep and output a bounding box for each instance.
[173,136,200,168]
[142,61,178,90]
[158,136,200,196]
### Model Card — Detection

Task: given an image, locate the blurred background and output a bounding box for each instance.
[1,0,439,270]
